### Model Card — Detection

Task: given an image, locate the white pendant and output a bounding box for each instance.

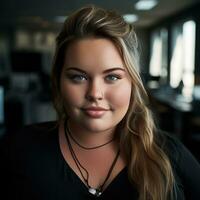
[88,188,102,197]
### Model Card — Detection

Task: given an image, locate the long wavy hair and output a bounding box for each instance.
[51,5,176,200]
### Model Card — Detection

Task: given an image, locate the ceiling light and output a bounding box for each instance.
[135,0,158,10]
[123,14,138,23]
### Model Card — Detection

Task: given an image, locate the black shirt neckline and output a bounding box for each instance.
[55,125,127,196]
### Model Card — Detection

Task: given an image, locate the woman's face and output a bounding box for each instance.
[60,38,132,133]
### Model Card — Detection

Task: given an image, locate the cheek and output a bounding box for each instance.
[108,83,132,109]
[60,82,83,106]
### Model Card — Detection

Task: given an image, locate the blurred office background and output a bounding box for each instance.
[0,0,200,161]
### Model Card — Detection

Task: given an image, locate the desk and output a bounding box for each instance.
[151,90,193,112]
[149,89,193,139]
[149,88,200,160]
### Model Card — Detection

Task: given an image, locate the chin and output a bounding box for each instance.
[82,119,116,133]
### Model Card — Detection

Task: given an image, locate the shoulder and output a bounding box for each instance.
[157,130,200,198]
[17,121,59,136]
[0,121,61,198]
[2,121,59,158]
[11,120,58,141]
[156,130,200,167]
[1,121,60,176]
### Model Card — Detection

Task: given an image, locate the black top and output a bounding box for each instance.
[1,121,200,200]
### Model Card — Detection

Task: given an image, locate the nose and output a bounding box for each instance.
[85,80,104,101]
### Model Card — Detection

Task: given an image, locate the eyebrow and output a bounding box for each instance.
[65,67,125,73]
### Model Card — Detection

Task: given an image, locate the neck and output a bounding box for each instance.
[67,119,117,149]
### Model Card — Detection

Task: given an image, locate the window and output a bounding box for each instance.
[170,20,196,98]
[149,28,168,84]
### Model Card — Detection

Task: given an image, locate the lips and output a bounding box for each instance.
[82,107,109,118]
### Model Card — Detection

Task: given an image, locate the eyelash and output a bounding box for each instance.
[66,74,121,83]
[105,74,121,82]
[67,74,87,82]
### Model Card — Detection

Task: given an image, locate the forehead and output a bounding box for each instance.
[63,38,125,72]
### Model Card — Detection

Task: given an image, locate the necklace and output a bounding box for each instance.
[67,123,116,150]
[64,120,120,197]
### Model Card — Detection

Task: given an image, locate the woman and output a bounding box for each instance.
[2,5,200,200]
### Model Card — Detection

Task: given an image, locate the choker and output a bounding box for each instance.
[66,122,115,150]
[64,120,120,197]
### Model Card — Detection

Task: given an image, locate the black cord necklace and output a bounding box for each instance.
[64,120,120,197]
[67,123,116,150]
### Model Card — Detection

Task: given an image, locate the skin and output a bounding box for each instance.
[60,38,132,144]
[59,38,132,188]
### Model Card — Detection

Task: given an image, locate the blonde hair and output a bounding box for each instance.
[51,5,176,200]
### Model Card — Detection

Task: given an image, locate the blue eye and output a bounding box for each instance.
[105,74,121,82]
[69,74,87,82]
